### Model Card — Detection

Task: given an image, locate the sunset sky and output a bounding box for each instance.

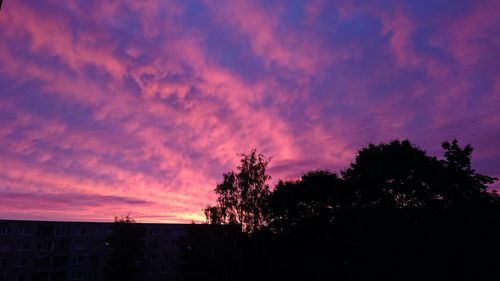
[0,0,499,223]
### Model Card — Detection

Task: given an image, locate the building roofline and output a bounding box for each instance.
[0,218,196,226]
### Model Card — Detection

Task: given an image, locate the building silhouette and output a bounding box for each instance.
[0,219,190,281]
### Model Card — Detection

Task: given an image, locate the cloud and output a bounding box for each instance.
[0,0,498,222]
[0,191,149,208]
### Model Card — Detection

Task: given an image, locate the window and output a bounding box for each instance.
[73,242,86,251]
[91,241,100,250]
[17,243,30,251]
[149,229,159,236]
[0,243,9,252]
[0,259,6,268]
[31,272,51,281]
[18,227,32,235]
[56,241,68,251]
[73,228,87,236]
[0,225,9,235]
[148,241,158,249]
[71,272,83,280]
[162,254,168,261]
[36,241,54,252]
[34,257,51,268]
[148,254,157,261]
[38,225,55,236]
[72,256,84,265]
[161,266,168,273]
[52,256,68,266]
[55,227,71,236]
[90,256,98,265]
[16,258,27,268]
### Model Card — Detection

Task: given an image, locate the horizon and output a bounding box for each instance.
[0,0,499,223]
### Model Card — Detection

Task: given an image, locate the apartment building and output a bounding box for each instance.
[0,220,188,281]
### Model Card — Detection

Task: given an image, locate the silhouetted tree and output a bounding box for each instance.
[193,140,500,280]
[103,215,146,281]
[267,170,351,236]
[440,139,499,205]
[263,170,355,280]
[339,139,500,279]
[341,139,499,208]
[341,140,446,208]
[177,224,243,281]
[269,140,498,280]
[204,149,271,233]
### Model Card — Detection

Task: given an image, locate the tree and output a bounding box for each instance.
[197,140,500,280]
[177,224,243,281]
[205,149,271,233]
[338,139,500,279]
[264,140,500,280]
[340,140,445,208]
[103,215,146,281]
[440,139,499,205]
[341,139,499,209]
[267,170,350,236]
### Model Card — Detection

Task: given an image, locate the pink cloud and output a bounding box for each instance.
[0,0,497,223]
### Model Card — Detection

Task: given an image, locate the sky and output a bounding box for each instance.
[0,0,499,223]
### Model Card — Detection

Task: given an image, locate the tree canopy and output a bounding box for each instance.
[103,215,146,281]
[204,148,271,233]
[190,139,500,280]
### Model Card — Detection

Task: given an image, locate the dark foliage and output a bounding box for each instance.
[103,215,146,281]
[267,170,351,237]
[179,140,500,280]
[177,224,243,281]
[204,148,271,233]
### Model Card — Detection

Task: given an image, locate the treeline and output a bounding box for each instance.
[178,140,500,281]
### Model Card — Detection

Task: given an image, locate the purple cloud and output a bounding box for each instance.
[0,0,498,222]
